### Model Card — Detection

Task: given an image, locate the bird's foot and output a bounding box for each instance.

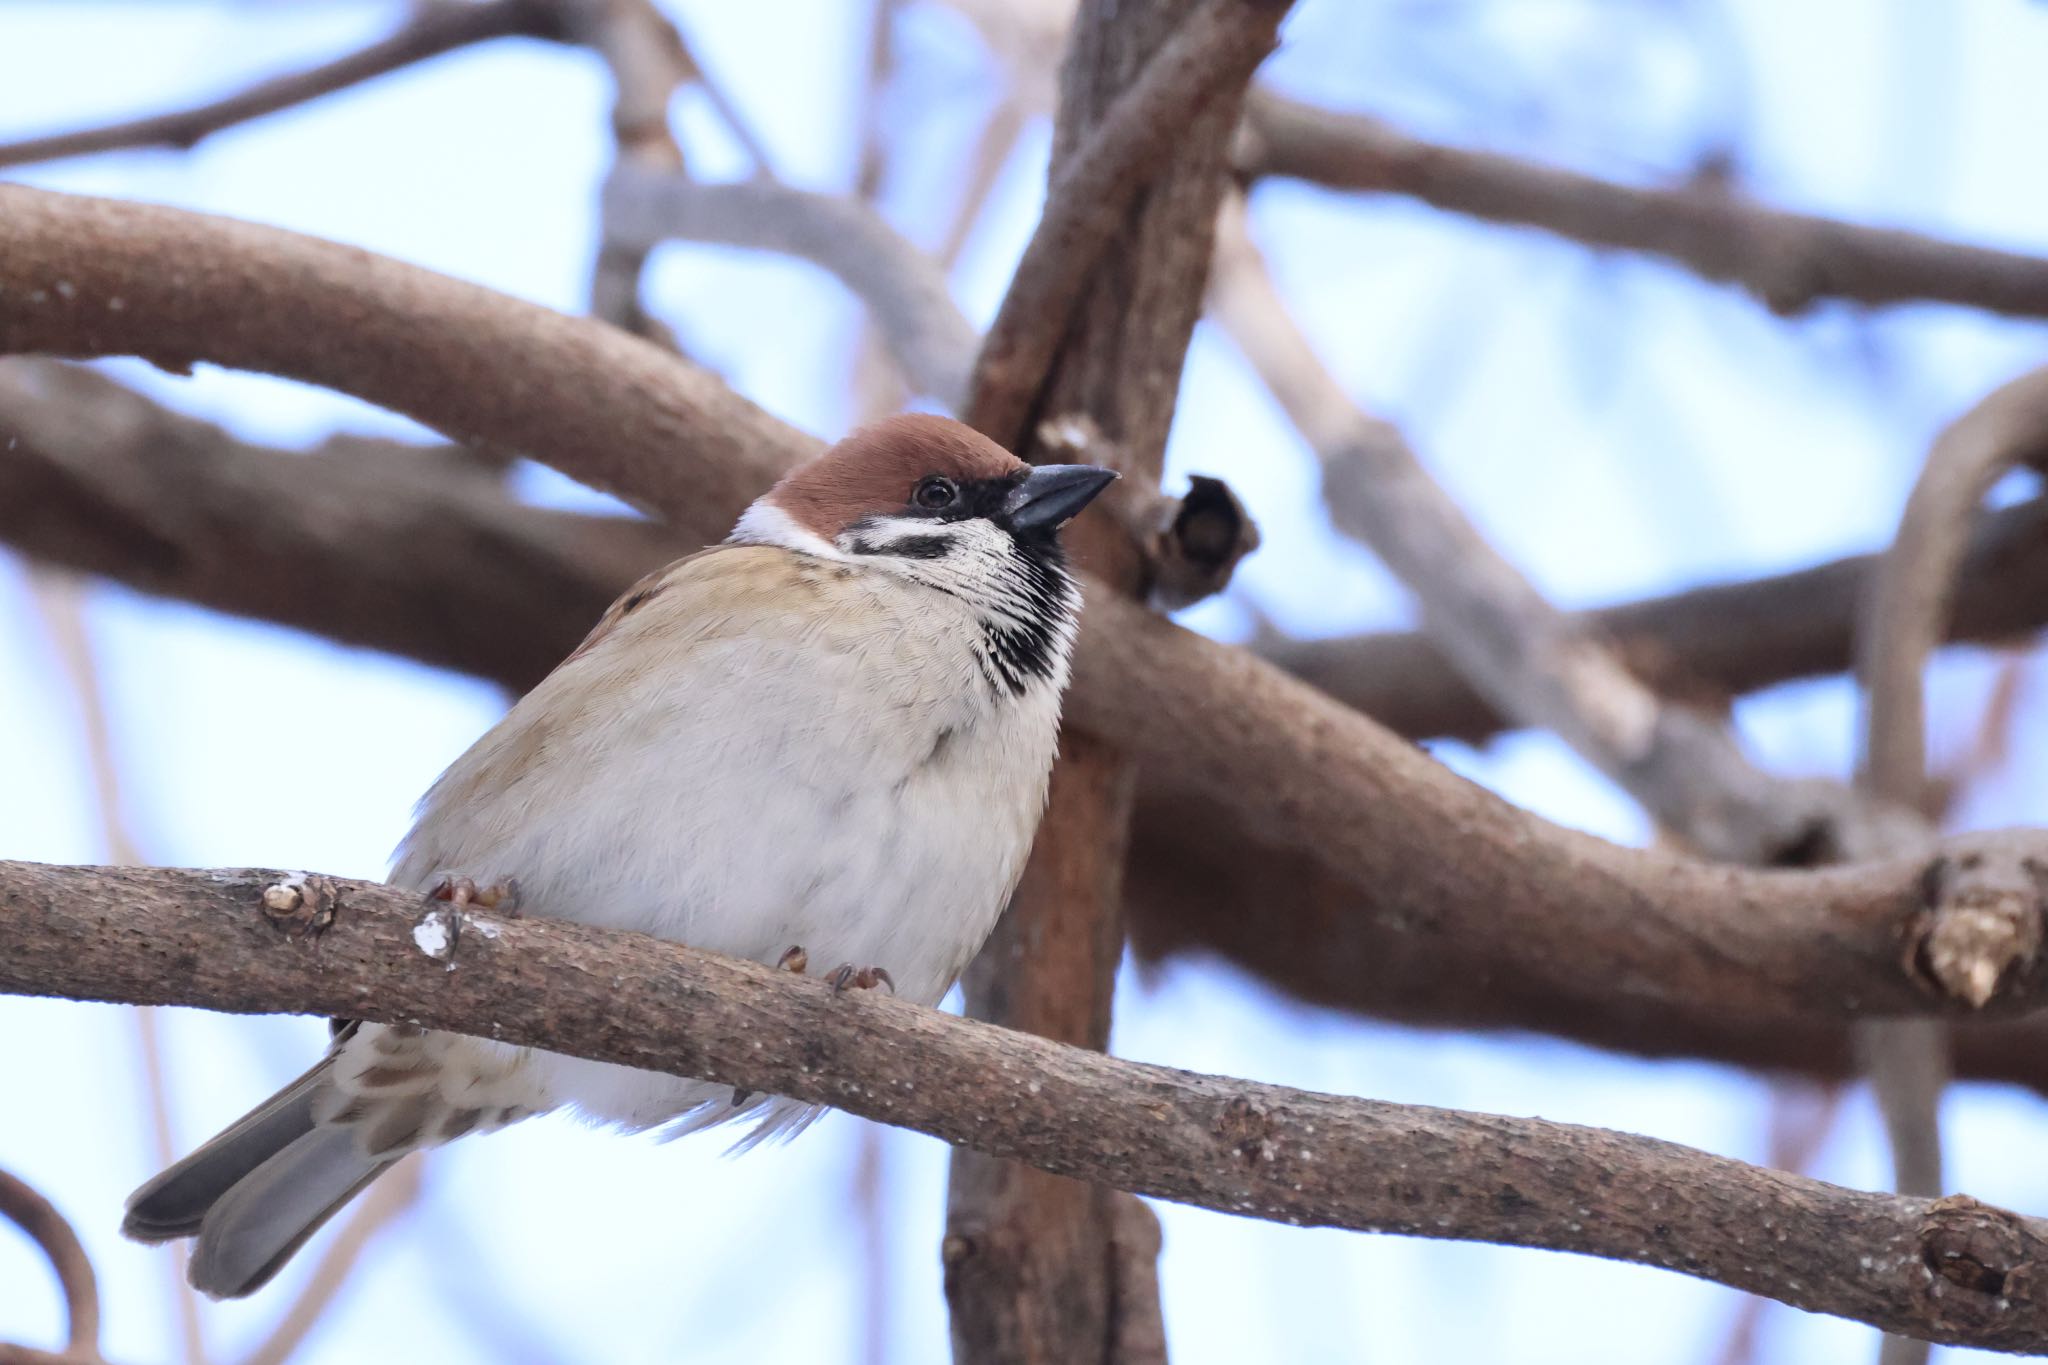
[416,876,521,970]
[826,963,896,995]
[733,947,815,1108]
[424,875,523,916]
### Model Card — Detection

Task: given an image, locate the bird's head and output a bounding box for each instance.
[731,413,1116,576]
[730,414,1115,695]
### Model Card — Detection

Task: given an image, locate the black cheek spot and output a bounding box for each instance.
[883,534,952,559]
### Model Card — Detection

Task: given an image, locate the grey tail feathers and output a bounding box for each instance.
[122,1049,393,1299]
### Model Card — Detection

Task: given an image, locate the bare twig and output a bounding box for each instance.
[1208,190,1912,867]
[0,0,567,172]
[1851,371,2048,1347]
[0,1169,102,1361]
[601,171,978,406]
[1237,88,2048,322]
[22,570,208,1364]
[10,860,2048,1353]
[965,0,1287,445]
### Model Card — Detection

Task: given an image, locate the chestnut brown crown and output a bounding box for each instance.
[770,414,1029,541]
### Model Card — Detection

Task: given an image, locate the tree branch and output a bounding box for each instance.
[0,186,812,541]
[1208,189,1919,867]
[600,170,978,407]
[12,187,2048,1042]
[15,362,2048,1085]
[0,359,684,693]
[8,860,2048,1353]
[946,0,1287,1354]
[1236,89,2048,322]
[1852,369,2048,1299]
[964,0,1286,447]
[0,0,569,172]
[8,352,2045,743]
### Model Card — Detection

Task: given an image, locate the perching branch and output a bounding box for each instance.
[1237,89,2048,322]
[8,860,2048,1353]
[0,0,568,172]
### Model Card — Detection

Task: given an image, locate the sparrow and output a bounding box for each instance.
[122,412,1116,1298]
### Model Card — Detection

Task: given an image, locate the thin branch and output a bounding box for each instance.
[0,0,568,172]
[1860,369,2048,833]
[21,570,208,1363]
[600,171,978,406]
[1209,189,1974,1259]
[965,0,1287,444]
[1207,190,1917,867]
[1852,368,2048,1294]
[1237,88,2048,322]
[7,860,2048,1353]
[1259,488,2048,745]
[0,1169,101,1361]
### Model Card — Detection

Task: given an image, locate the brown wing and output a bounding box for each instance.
[564,548,719,664]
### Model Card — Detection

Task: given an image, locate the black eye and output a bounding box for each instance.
[914,476,958,510]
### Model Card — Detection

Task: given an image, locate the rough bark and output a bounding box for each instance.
[9,860,2048,1354]
[945,2,1285,1360]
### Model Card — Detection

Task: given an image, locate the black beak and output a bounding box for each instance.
[1003,464,1118,533]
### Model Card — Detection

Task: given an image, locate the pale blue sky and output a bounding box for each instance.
[5,2,2048,1362]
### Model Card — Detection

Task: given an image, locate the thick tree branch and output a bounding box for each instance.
[0,359,683,691]
[7,353,2044,737]
[0,186,812,540]
[16,363,2048,1085]
[13,188,2048,1038]
[8,860,2048,1353]
[1237,89,2048,322]
[0,0,569,172]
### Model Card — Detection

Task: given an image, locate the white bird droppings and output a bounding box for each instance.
[413,911,452,960]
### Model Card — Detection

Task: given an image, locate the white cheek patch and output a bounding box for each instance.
[727,500,849,559]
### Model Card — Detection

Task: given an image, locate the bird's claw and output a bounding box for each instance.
[418,876,522,969]
[775,945,809,974]
[424,875,522,916]
[826,964,895,995]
